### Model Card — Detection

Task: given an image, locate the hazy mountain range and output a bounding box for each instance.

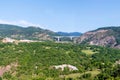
[1,24,120,48]
[0,24,81,40]
[56,32,82,36]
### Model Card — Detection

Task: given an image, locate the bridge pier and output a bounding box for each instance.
[57,37,60,42]
[70,36,73,40]
[54,36,61,42]
[53,36,79,42]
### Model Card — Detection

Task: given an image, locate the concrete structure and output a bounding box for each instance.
[53,36,80,42]
[54,64,78,71]
[2,38,40,43]
[116,60,120,64]
[19,39,35,43]
[2,37,15,43]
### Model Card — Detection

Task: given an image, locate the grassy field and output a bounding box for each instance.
[82,49,96,55]
[64,70,100,79]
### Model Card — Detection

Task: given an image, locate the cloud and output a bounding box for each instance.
[18,20,41,27]
[0,19,42,28]
[0,19,15,25]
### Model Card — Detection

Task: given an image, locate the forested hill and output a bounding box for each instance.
[0,24,58,40]
[76,26,120,49]
[0,42,120,79]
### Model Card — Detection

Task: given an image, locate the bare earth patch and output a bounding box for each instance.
[0,62,18,76]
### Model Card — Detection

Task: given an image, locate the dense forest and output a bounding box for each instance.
[0,42,120,80]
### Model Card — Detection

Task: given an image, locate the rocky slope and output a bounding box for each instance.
[0,24,58,40]
[76,27,120,49]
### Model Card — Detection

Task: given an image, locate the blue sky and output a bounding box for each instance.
[0,0,120,32]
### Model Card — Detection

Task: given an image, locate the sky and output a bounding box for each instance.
[0,0,120,33]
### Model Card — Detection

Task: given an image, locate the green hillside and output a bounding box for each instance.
[0,24,58,40]
[0,42,120,80]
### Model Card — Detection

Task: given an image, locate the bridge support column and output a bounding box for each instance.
[70,36,73,40]
[56,37,60,42]
[58,37,60,42]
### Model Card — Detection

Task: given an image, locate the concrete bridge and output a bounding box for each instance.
[53,36,79,42]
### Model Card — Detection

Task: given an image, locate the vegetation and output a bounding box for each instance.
[0,42,120,80]
[82,49,96,55]
[0,24,58,40]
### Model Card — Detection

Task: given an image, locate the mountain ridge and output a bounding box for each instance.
[76,26,120,49]
[0,24,83,42]
[0,24,58,40]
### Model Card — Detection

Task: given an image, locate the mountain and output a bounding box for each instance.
[56,32,82,36]
[0,24,58,40]
[76,26,120,49]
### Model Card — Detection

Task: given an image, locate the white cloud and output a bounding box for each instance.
[0,19,43,28]
[0,19,16,25]
[18,20,41,27]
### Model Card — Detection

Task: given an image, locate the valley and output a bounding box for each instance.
[1,0,120,80]
[0,24,120,80]
[0,42,120,80]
